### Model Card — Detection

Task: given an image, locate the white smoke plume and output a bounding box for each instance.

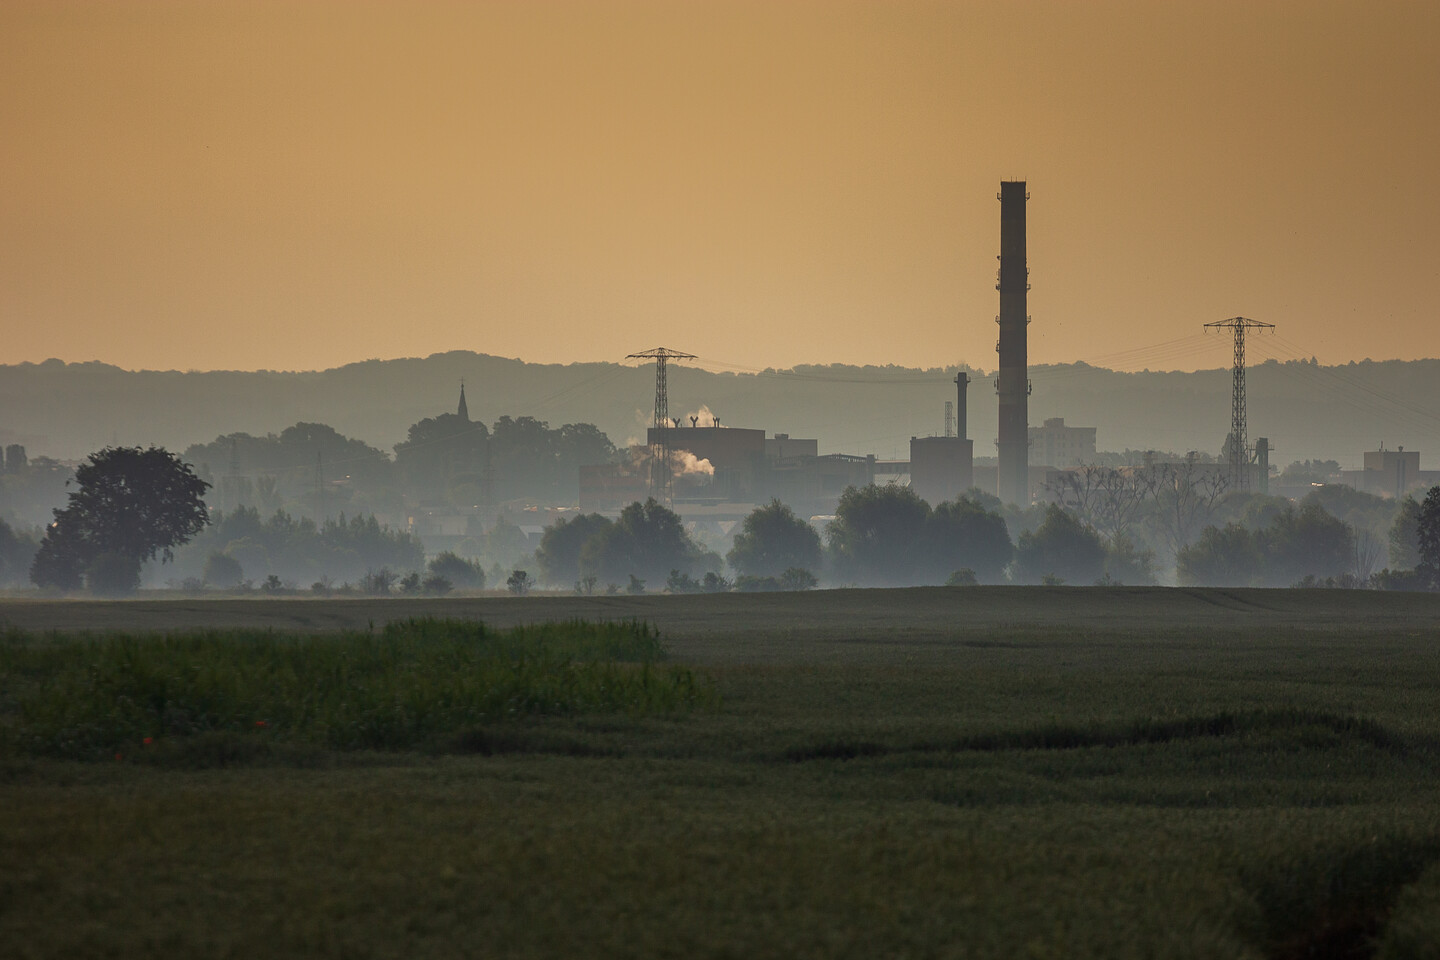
[683,405,718,428]
[672,450,715,477]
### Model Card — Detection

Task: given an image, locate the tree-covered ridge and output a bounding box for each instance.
[4,351,1439,467]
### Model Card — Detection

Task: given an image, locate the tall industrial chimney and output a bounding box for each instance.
[955,371,970,441]
[996,181,1029,504]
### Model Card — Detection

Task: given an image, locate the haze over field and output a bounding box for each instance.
[3,1,1438,375]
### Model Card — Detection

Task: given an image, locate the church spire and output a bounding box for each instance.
[457,380,469,421]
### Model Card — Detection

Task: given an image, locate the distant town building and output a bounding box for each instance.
[1028,417,1097,468]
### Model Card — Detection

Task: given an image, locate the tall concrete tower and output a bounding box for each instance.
[996,181,1030,504]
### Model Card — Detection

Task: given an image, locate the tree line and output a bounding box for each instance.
[13,442,1440,595]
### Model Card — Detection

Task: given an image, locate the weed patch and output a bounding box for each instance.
[0,618,715,759]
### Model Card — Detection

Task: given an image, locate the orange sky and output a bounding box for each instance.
[2,0,1437,374]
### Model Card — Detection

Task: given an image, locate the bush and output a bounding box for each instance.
[780,567,818,591]
[701,572,732,593]
[359,568,397,595]
[427,552,486,590]
[506,569,534,596]
[666,569,702,594]
[422,574,453,596]
[946,568,978,586]
[202,552,244,588]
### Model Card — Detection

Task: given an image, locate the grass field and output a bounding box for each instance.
[3,587,1440,959]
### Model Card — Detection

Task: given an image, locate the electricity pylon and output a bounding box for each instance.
[1203,317,1274,490]
[626,347,696,502]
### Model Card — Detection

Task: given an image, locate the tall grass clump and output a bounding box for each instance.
[0,618,712,758]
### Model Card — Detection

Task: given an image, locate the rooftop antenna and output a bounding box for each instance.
[1203,316,1274,490]
[626,347,696,502]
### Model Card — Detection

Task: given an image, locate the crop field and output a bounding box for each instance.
[3,587,1440,959]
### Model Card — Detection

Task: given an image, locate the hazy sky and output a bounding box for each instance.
[3,1,1436,374]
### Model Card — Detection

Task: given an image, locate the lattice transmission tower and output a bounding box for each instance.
[1203,316,1274,490]
[626,347,696,502]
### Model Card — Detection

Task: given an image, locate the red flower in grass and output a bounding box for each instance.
[254,721,267,727]
[115,753,123,761]
[143,737,153,745]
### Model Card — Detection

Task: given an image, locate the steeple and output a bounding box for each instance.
[457,381,469,421]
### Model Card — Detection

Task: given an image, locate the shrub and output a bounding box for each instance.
[359,568,397,595]
[427,552,486,590]
[701,572,732,593]
[779,567,818,591]
[201,552,244,588]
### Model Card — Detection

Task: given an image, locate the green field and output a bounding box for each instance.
[3,588,1440,959]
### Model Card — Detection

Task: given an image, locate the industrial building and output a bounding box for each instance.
[908,371,975,505]
[1337,446,1440,499]
[578,422,875,517]
[909,436,973,505]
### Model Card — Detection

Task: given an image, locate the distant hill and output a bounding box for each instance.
[1,351,1438,470]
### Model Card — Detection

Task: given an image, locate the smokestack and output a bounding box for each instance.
[996,181,1029,504]
[954,371,970,442]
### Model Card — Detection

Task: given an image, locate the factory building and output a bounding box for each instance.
[910,436,973,506]
[1337,446,1439,499]
[579,424,875,516]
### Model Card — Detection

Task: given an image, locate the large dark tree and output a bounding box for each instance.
[1259,501,1354,586]
[30,446,210,593]
[1389,495,1422,570]
[1013,504,1107,585]
[535,513,613,586]
[727,500,822,578]
[1176,523,1264,587]
[580,499,712,585]
[921,495,1014,584]
[1419,485,1440,588]
[393,413,489,501]
[826,483,931,586]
